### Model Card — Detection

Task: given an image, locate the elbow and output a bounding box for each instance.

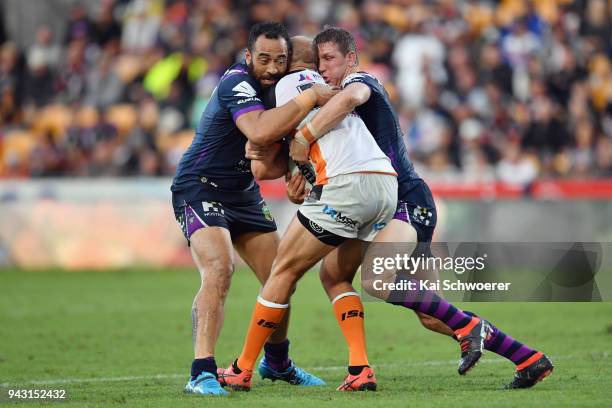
[343,87,368,111]
[250,132,275,147]
[343,93,361,113]
[249,124,279,146]
[248,131,265,146]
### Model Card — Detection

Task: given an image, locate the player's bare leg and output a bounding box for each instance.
[186,226,234,395]
[260,217,336,303]
[319,239,363,300]
[232,230,323,386]
[233,231,290,343]
[218,216,335,390]
[190,227,235,359]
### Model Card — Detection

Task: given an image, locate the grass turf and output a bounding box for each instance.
[0,268,611,407]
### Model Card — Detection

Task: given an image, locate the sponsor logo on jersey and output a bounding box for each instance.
[232,81,257,98]
[200,177,219,188]
[412,205,433,226]
[341,309,364,321]
[261,203,274,222]
[309,219,324,234]
[373,222,386,231]
[202,201,225,216]
[234,159,251,174]
[236,96,261,105]
[322,205,357,229]
[298,73,313,82]
[257,319,279,329]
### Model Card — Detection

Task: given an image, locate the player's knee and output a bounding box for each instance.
[361,271,394,301]
[200,257,233,290]
[270,257,301,283]
[361,277,379,299]
[200,252,232,274]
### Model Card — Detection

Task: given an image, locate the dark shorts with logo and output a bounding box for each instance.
[172,193,277,243]
[393,179,437,256]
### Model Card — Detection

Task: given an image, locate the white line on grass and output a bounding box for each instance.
[0,355,577,387]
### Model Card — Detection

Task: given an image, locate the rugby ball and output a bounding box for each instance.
[288,159,316,190]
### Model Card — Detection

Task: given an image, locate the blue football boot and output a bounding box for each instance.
[258,357,325,386]
[185,371,229,396]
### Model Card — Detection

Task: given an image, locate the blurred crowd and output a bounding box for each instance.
[0,0,610,183]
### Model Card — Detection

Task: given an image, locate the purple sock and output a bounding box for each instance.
[388,276,473,331]
[484,322,539,366]
[264,339,291,371]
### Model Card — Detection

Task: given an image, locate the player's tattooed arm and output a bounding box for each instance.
[289,82,371,162]
[236,84,337,146]
[248,141,289,180]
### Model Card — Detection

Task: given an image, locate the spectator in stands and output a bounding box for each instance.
[85,52,124,109]
[91,0,123,49]
[0,42,23,125]
[27,26,61,72]
[121,0,161,53]
[23,51,54,107]
[55,40,88,104]
[64,3,93,44]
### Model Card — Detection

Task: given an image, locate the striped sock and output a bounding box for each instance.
[388,276,473,331]
[462,310,542,369]
[484,322,542,369]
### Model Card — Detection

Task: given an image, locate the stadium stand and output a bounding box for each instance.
[0,0,610,182]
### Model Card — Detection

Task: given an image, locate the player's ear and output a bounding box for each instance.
[245,48,252,65]
[347,51,358,68]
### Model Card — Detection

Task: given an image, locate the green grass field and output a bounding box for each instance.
[1,268,611,407]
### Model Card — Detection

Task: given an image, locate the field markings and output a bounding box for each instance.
[0,354,579,387]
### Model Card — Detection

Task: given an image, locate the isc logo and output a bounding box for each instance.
[256,319,279,329]
[341,310,364,321]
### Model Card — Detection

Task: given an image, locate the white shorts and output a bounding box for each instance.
[297,172,398,244]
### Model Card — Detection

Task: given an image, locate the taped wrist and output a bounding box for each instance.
[294,122,319,147]
[293,88,317,111]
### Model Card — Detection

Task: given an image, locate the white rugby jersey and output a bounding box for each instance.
[275,69,396,185]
